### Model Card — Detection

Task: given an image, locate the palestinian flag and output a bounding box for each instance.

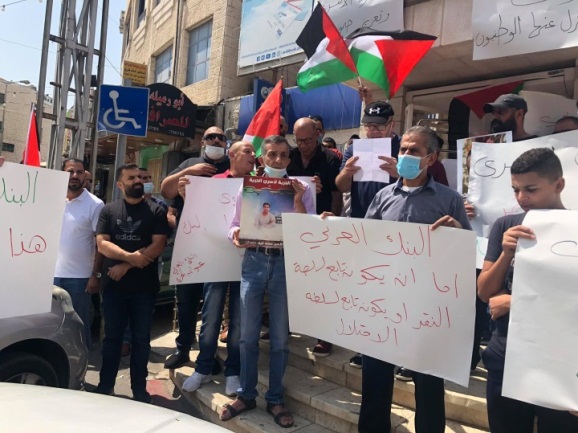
[347,29,436,99]
[243,79,282,157]
[23,104,41,167]
[296,3,357,92]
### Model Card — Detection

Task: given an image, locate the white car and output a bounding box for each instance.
[0,287,88,388]
[0,383,231,432]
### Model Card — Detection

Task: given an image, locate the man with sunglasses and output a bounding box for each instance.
[160,126,231,370]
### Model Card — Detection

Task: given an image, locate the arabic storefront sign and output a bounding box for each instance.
[145,83,196,138]
[122,61,147,86]
[472,0,578,60]
[238,0,403,71]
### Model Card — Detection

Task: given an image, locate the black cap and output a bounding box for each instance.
[483,94,528,114]
[362,101,394,124]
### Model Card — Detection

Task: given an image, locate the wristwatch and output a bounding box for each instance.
[92,272,102,279]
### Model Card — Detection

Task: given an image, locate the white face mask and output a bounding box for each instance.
[204,145,225,160]
[263,164,287,178]
[143,182,154,194]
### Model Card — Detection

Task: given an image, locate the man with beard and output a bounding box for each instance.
[94,163,169,402]
[54,158,104,349]
[483,94,537,142]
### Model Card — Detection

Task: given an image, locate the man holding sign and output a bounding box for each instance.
[478,148,578,433]
[220,135,315,428]
[359,126,471,433]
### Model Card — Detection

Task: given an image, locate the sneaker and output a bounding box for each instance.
[225,375,241,396]
[133,391,152,404]
[182,372,212,392]
[349,353,362,369]
[394,367,413,382]
[312,341,332,357]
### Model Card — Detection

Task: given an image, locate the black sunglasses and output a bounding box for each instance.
[204,133,226,141]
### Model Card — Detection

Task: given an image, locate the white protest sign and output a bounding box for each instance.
[282,214,476,386]
[169,177,243,285]
[520,90,578,137]
[503,210,578,411]
[467,132,578,237]
[472,0,578,60]
[456,132,512,195]
[0,162,68,319]
[353,138,391,183]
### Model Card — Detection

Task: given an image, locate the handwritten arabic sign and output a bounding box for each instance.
[122,61,147,87]
[146,83,196,138]
[0,162,68,319]
[169,177,243,285]
[467,133,578,237]
[238,0,403,71]
[282,214,476,386]
[503,210,578,411]
[473,0,578,60]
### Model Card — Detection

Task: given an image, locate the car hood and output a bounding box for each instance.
[0,383,230,432]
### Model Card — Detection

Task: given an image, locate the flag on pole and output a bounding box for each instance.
[347,29,436,100]
[296,3,358,92]
[23,104,41,167]
[243,79,283,157]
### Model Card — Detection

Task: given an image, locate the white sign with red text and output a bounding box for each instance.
[282,214,476,386]
[467,132,578,237]
[0,162,68,319]
[503,210,578,411]
[170,177,243,285]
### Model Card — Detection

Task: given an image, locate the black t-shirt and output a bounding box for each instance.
[484,212,526,354]
[96,198,170,293]
[168,155,230,222]
[287,145,340,214]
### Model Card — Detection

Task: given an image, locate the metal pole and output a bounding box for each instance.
[36,0,54,153]
[112,78,131,201]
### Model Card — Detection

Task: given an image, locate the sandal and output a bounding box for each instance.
[266,402,294,428]
[219,395,256,421]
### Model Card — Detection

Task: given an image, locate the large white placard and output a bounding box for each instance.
[282,214,476,386]
[169,177,243,285]
[472,0,578,60]
[467,132,578,237]
[0,163,68,319]
[238,0,404,70]
[353,138,391,183]
[503,210,578,411]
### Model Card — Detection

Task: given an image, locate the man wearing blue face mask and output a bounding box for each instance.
[358,125,471,433]
[160,126,230,370]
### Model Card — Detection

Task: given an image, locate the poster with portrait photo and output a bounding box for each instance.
[456,131,512,195]
[239,176,295,247]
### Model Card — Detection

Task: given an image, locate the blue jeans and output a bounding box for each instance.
[195,281,241,377]
[175,283,204,352]
[99,290,156,394]
[238,249,289,405]
[53,277,91,349]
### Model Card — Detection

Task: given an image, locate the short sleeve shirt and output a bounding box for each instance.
[96,198,170,293]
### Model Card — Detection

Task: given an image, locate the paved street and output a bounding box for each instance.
[83,302,203,418]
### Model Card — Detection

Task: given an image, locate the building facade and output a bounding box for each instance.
[0,79,52,164]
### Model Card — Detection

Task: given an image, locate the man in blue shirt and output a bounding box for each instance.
[359,125,471,433]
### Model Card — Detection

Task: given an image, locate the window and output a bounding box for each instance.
[0,93,5,104]
[186,20,212,85]
[137,0,146,26]
[2,142,14,153]
[155,46,172,84]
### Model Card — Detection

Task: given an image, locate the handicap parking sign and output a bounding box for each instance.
[97,84,149,137]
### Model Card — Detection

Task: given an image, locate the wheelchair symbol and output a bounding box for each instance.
[102,90,142,130]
